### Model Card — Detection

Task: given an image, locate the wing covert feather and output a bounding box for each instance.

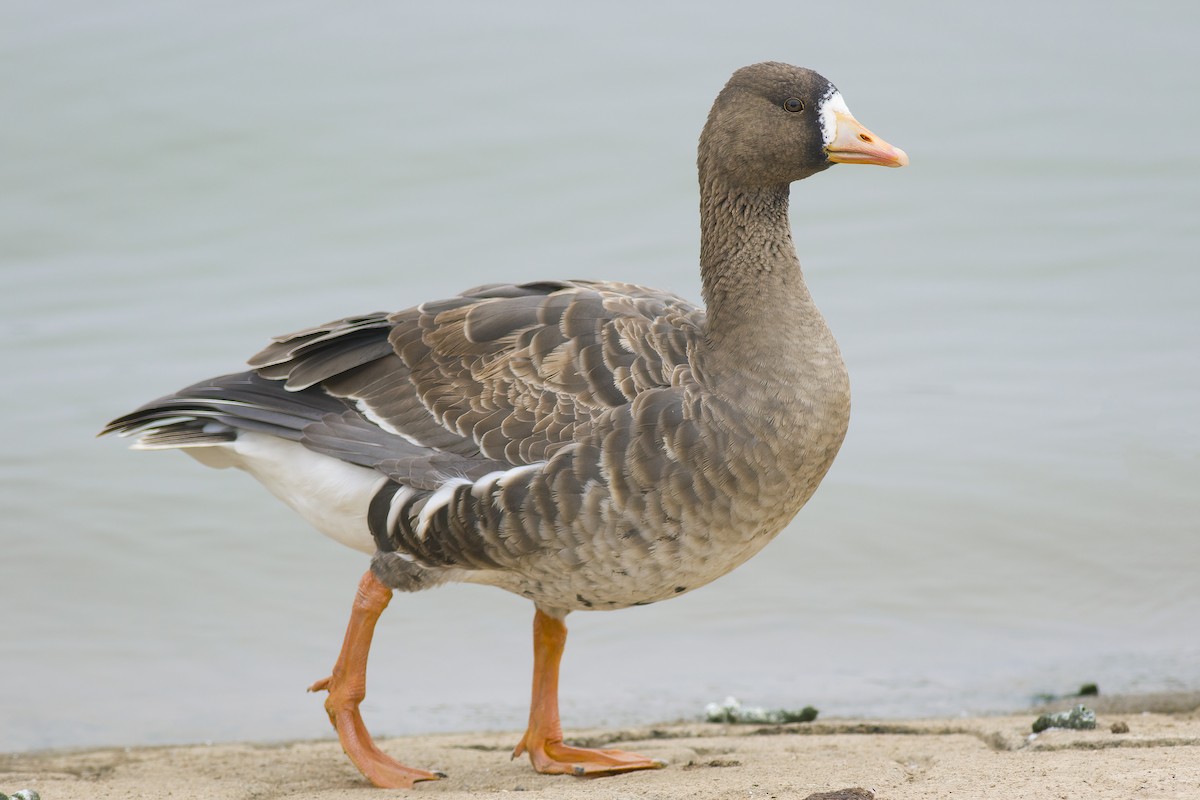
[250,281,707,467]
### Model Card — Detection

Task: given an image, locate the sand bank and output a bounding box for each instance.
[5,694,1198,799]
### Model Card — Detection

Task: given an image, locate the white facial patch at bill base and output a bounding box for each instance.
[818,89,852,147]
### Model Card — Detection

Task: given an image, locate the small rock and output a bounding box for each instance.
[11,791,41,800]
[1077,682,1099,696]
[1111,721,1130,734]
[1032,704,1096,733]
[803,789,875,800]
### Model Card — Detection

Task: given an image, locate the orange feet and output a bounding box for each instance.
[513,609,666,777]
[311,570,441,788]
[513,731,666,776]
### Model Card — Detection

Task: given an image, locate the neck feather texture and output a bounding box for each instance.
[697,179,836,384]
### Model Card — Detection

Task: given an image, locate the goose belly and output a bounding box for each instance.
[462,506,784,614]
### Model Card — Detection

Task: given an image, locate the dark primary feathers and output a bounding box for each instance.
[249,279,706,462]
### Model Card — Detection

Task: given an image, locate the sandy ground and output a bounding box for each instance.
[5,694,1199,800]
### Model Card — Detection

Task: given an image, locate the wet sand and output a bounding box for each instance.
[5,693,1198,799]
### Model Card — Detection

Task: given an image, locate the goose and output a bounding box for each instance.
[102,61,907,788]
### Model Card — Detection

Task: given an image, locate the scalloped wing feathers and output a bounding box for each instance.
[249,280,707,465]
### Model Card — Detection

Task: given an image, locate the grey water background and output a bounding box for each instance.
[3,1,1198,753]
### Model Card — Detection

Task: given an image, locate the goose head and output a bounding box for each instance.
[699,61,908,188]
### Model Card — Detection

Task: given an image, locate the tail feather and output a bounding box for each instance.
[101,369,506,500]
[131,422,236,450]
[101,371,348,442]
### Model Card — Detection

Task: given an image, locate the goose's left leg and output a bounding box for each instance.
[308,570,441,788]
[512,608,667,776]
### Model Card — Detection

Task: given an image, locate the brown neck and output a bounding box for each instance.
[697,178,830,383]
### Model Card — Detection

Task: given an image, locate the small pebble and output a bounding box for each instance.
[12,791,41,800]
[803,789,875,800]
[1111,721,1130,734]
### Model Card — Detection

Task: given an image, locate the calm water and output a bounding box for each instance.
[3,1,1198,753]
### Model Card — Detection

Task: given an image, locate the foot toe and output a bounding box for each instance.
[525,740,666,776]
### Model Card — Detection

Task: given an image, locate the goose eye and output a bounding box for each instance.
[783,97,804,113]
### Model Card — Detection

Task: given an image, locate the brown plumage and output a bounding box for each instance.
[102,62,907,787]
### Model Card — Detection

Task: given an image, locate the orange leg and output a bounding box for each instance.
[308,570,441,788]
[512,609,666,776]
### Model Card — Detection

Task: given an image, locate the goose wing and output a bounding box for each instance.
[249,279,707,469]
